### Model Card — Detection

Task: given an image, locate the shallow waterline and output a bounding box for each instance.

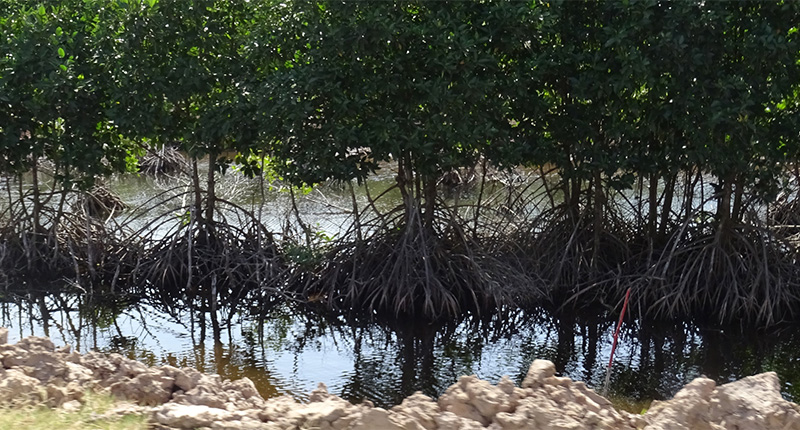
[2,297,798,409]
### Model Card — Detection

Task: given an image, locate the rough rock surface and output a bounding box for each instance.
[645,372,800,430]
[0,329,799,429]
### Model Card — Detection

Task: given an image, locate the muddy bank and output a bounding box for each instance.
[0,328,798,429]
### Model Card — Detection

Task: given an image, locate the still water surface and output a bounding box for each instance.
[2,297,798,408]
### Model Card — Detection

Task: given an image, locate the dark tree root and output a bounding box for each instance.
[129,204,285,324]
[639,225,800,325]
[288,205,537,320]
[0,205,137,291]
[512,206,800,325]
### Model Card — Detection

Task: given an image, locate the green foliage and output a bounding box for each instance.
[635,1,800,189]
[258,0,800,206]
[106,0,262,163]
[260,1,528,186]
[4,0,797,207]
[507,0,800,197]
[0,0,140,188]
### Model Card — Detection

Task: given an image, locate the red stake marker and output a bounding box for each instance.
[604,288,631,394]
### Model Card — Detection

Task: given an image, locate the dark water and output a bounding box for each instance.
[2,294,798,409]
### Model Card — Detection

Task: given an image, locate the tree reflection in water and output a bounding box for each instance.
[1,292,799,408]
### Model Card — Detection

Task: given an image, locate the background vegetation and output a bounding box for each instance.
[1,0,799,325]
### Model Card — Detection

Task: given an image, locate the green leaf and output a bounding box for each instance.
[58,47,65,58]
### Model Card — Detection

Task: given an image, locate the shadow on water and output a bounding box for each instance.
[1,289,800,409]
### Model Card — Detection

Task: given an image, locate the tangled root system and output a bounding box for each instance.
[0,204,136,290]
[139,145,190,177]
[130,203,283,313]
[290,203,535,320]
[79,184,127,219]
[639,223,800,325]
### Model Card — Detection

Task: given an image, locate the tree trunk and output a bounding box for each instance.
[647,172,658,241]
[684,170,701,222]
[31,157,42,234]
[562,146,580,224]
[474,158,489,237]
[636,174,644,231]
[422,175,437,233]
[191,158,204,228]
[717,173,734,243]
[397,153,416,227]
[658,173,677,242]
[349,181,362,243]
[731,174,744,224]
[569,175,582,225]
[591,169,604,267]
[51,179,69,261]
[84,193,95,281]
[206,152,217,240]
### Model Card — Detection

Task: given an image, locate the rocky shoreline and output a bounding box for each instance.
[0,328,798,429]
